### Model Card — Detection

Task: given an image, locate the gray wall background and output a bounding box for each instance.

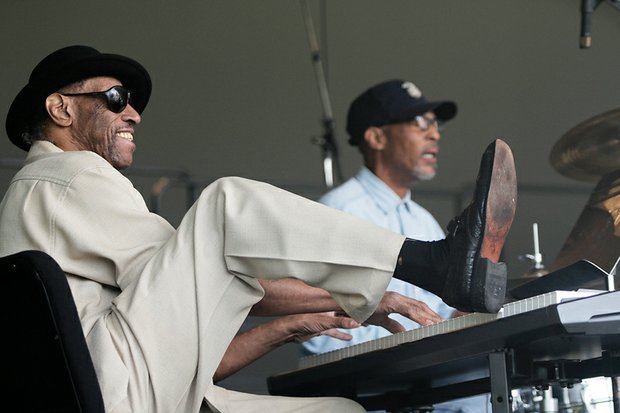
[1,0,619,394]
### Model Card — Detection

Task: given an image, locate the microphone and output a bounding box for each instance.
[580,0,598,48]
[580,0,604,48]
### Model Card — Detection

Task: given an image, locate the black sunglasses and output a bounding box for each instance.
[61,86,133,113]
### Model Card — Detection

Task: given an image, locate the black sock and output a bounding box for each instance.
[393,238,450,297]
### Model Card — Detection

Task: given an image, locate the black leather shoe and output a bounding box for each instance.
[442,139,517,313]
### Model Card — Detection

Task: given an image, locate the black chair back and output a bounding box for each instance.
[1,250,105,412]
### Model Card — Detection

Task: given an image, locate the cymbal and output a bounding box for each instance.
[550,108,620,181]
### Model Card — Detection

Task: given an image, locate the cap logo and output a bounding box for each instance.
[401,81,422,99]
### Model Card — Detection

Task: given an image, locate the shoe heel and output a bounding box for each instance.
[474,257,507,313]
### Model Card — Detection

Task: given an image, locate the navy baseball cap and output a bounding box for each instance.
[346,79,457,145]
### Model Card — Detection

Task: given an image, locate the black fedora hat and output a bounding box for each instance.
[6,45,152,151]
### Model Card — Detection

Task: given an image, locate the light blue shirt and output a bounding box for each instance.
[302,166,453,354]
[302,167,489,413]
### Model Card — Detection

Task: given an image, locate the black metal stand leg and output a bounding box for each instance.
[489,351,512,413]
[612,376,620,413]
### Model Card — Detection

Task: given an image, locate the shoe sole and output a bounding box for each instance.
[481,139,517,262]
[476,139,517,312]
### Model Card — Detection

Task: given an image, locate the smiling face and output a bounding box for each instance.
[365,111,441,195]
[56,76,141,170]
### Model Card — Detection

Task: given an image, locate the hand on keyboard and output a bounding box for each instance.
[362,291,444,333]
[281,312,361,343]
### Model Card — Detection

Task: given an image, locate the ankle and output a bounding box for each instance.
[393,238,449,296]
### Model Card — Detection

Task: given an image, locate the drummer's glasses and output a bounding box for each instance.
[410,115,442,131]
[60,86,134,113]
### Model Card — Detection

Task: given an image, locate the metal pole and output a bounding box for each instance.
[300,0,343,188]
[489,351,512,413]
[612,376,620,413]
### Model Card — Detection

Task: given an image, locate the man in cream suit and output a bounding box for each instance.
[0,46,516,412]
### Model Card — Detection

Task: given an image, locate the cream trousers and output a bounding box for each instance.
[108,177,405,412]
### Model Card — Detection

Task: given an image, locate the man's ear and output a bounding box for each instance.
[363,126,386,150]
[45,93,72,126]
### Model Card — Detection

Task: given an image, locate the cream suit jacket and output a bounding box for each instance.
[0,141,404,412]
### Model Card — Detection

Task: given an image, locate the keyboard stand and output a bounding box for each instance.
[489,350,511,413]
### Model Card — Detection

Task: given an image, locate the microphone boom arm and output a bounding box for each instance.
[300,0,343,187]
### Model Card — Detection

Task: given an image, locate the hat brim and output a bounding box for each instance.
[7,52,151,151]
[393,100,457,124]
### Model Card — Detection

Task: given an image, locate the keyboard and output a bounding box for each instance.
[299,290,602,369]
[269,289,620,411]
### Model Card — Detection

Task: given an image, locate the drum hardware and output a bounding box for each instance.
[512,387,544,412]
[514,384,590,413]
[547,168,620,278]
[518,223,549,279]
[300,0,343,188]
[548,108,620,280]
[549,108,620,182]
[508,223,550,292]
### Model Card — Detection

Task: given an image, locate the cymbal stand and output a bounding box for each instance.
[519,223,548,278]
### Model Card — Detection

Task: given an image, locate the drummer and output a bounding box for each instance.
[302,79,490,412]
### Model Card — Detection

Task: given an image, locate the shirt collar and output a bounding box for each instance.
[355,166,414,213]
[24,140,64,164]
